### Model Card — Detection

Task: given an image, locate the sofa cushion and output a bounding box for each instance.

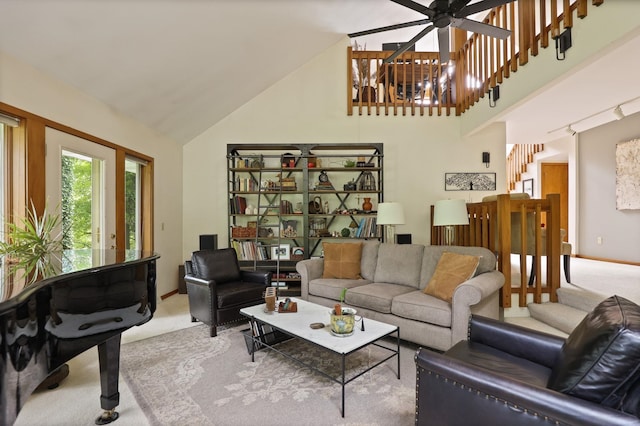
[392,290,452,327]
[419,246,495,288]
[360,240,380,281]
[322,242,363,279]
[621,377,640,417]
[373,244,424,288]
[547,295,640,408]
[308,278,371,301]
[345,283,415,314]
[423,252,480,303]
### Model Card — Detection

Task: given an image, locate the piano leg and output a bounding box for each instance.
[95,334,121,425]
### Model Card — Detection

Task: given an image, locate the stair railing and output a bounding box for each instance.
[431,193,562,308]
[507,144,544,190]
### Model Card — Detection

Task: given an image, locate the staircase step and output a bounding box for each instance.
[528,302,588,335]
[557,287,606,312]
[503,316,569,338]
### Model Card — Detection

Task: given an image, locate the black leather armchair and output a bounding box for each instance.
[415,314,640,426]
[184,248,271,337]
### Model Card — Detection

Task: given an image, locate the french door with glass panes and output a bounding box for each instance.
[45,127,116,251]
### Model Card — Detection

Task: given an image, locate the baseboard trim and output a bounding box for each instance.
[161,289,179,300]
[575,255,640,267]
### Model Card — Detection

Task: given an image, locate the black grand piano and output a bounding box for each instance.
[0,249,159,425]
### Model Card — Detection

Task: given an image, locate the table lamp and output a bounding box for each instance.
[433,199,469,245]
[377,202,405,243]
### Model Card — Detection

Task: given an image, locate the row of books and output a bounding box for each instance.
[234,177,258,192]
[230,196,247,215]
[355,217,380,238]
[231,241,269,260]
[280,200,294,214]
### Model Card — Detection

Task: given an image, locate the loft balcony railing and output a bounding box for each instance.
[348,0,605,116]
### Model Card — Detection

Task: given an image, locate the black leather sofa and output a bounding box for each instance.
[415,297,640,426]
[184,248,270,336]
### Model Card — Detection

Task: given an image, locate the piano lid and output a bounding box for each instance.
[0,249,159,311]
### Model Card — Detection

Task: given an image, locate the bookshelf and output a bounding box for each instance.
[227,143,383,296]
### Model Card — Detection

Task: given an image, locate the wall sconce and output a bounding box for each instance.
[613,105,625,120]
[482,152,490,168]
[554,27,572,60]
[488,85,500,108]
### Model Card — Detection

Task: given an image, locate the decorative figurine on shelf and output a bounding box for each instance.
[343,179,357,191]
[358,171,376,191]
[316,170,334,190]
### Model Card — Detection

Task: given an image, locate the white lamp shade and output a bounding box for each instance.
[433,199,469,226]
[376,202,405,225]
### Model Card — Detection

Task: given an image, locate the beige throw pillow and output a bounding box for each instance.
[322,242,363,279]
[424,252,480,303]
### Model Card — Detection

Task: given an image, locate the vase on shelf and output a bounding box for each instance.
[362,197,373,211]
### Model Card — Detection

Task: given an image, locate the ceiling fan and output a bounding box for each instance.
[348,0,514,64]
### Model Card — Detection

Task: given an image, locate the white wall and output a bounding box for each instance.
[578,111,640,263]
[0,51,184,297]
[182,38,507,257]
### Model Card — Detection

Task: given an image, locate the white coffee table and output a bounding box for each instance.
[240,298,400,417]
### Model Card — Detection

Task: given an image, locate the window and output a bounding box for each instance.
[61,150,96,249]
[125,157,145,250]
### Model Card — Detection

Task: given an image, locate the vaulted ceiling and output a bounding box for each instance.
[1,1,639,146]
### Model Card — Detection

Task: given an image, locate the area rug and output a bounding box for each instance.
[120,323,417,426]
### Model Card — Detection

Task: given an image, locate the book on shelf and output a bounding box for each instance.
[235,177,257,192]
[231,241,269,260]
[230,195,247,215]
[279,200,293,214]
[355,216,379,238]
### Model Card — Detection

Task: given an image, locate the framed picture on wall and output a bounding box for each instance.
[523,178,534,197]
[444,172,496,191]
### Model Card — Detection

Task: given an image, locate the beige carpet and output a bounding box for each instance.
[120,323,417,426]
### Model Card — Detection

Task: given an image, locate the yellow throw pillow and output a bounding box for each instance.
[424,252,480,303]
[322,242,363,279]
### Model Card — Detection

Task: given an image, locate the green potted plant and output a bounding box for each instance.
[0,202,64,284]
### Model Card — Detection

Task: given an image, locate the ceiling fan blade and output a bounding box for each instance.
[455,0,513,18]
[450,17,511,39]
[448,0,473,14]
[390,0,436,19]
[438,27,450,63]
[383,24,437,63]
[348,18,431,38]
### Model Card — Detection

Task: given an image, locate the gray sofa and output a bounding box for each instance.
[296,242,504,351]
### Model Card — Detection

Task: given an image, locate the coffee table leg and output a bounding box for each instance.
[396,331,401,379]
[341,354,346,417]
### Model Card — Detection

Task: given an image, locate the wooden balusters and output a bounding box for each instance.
[349,0,606,116]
